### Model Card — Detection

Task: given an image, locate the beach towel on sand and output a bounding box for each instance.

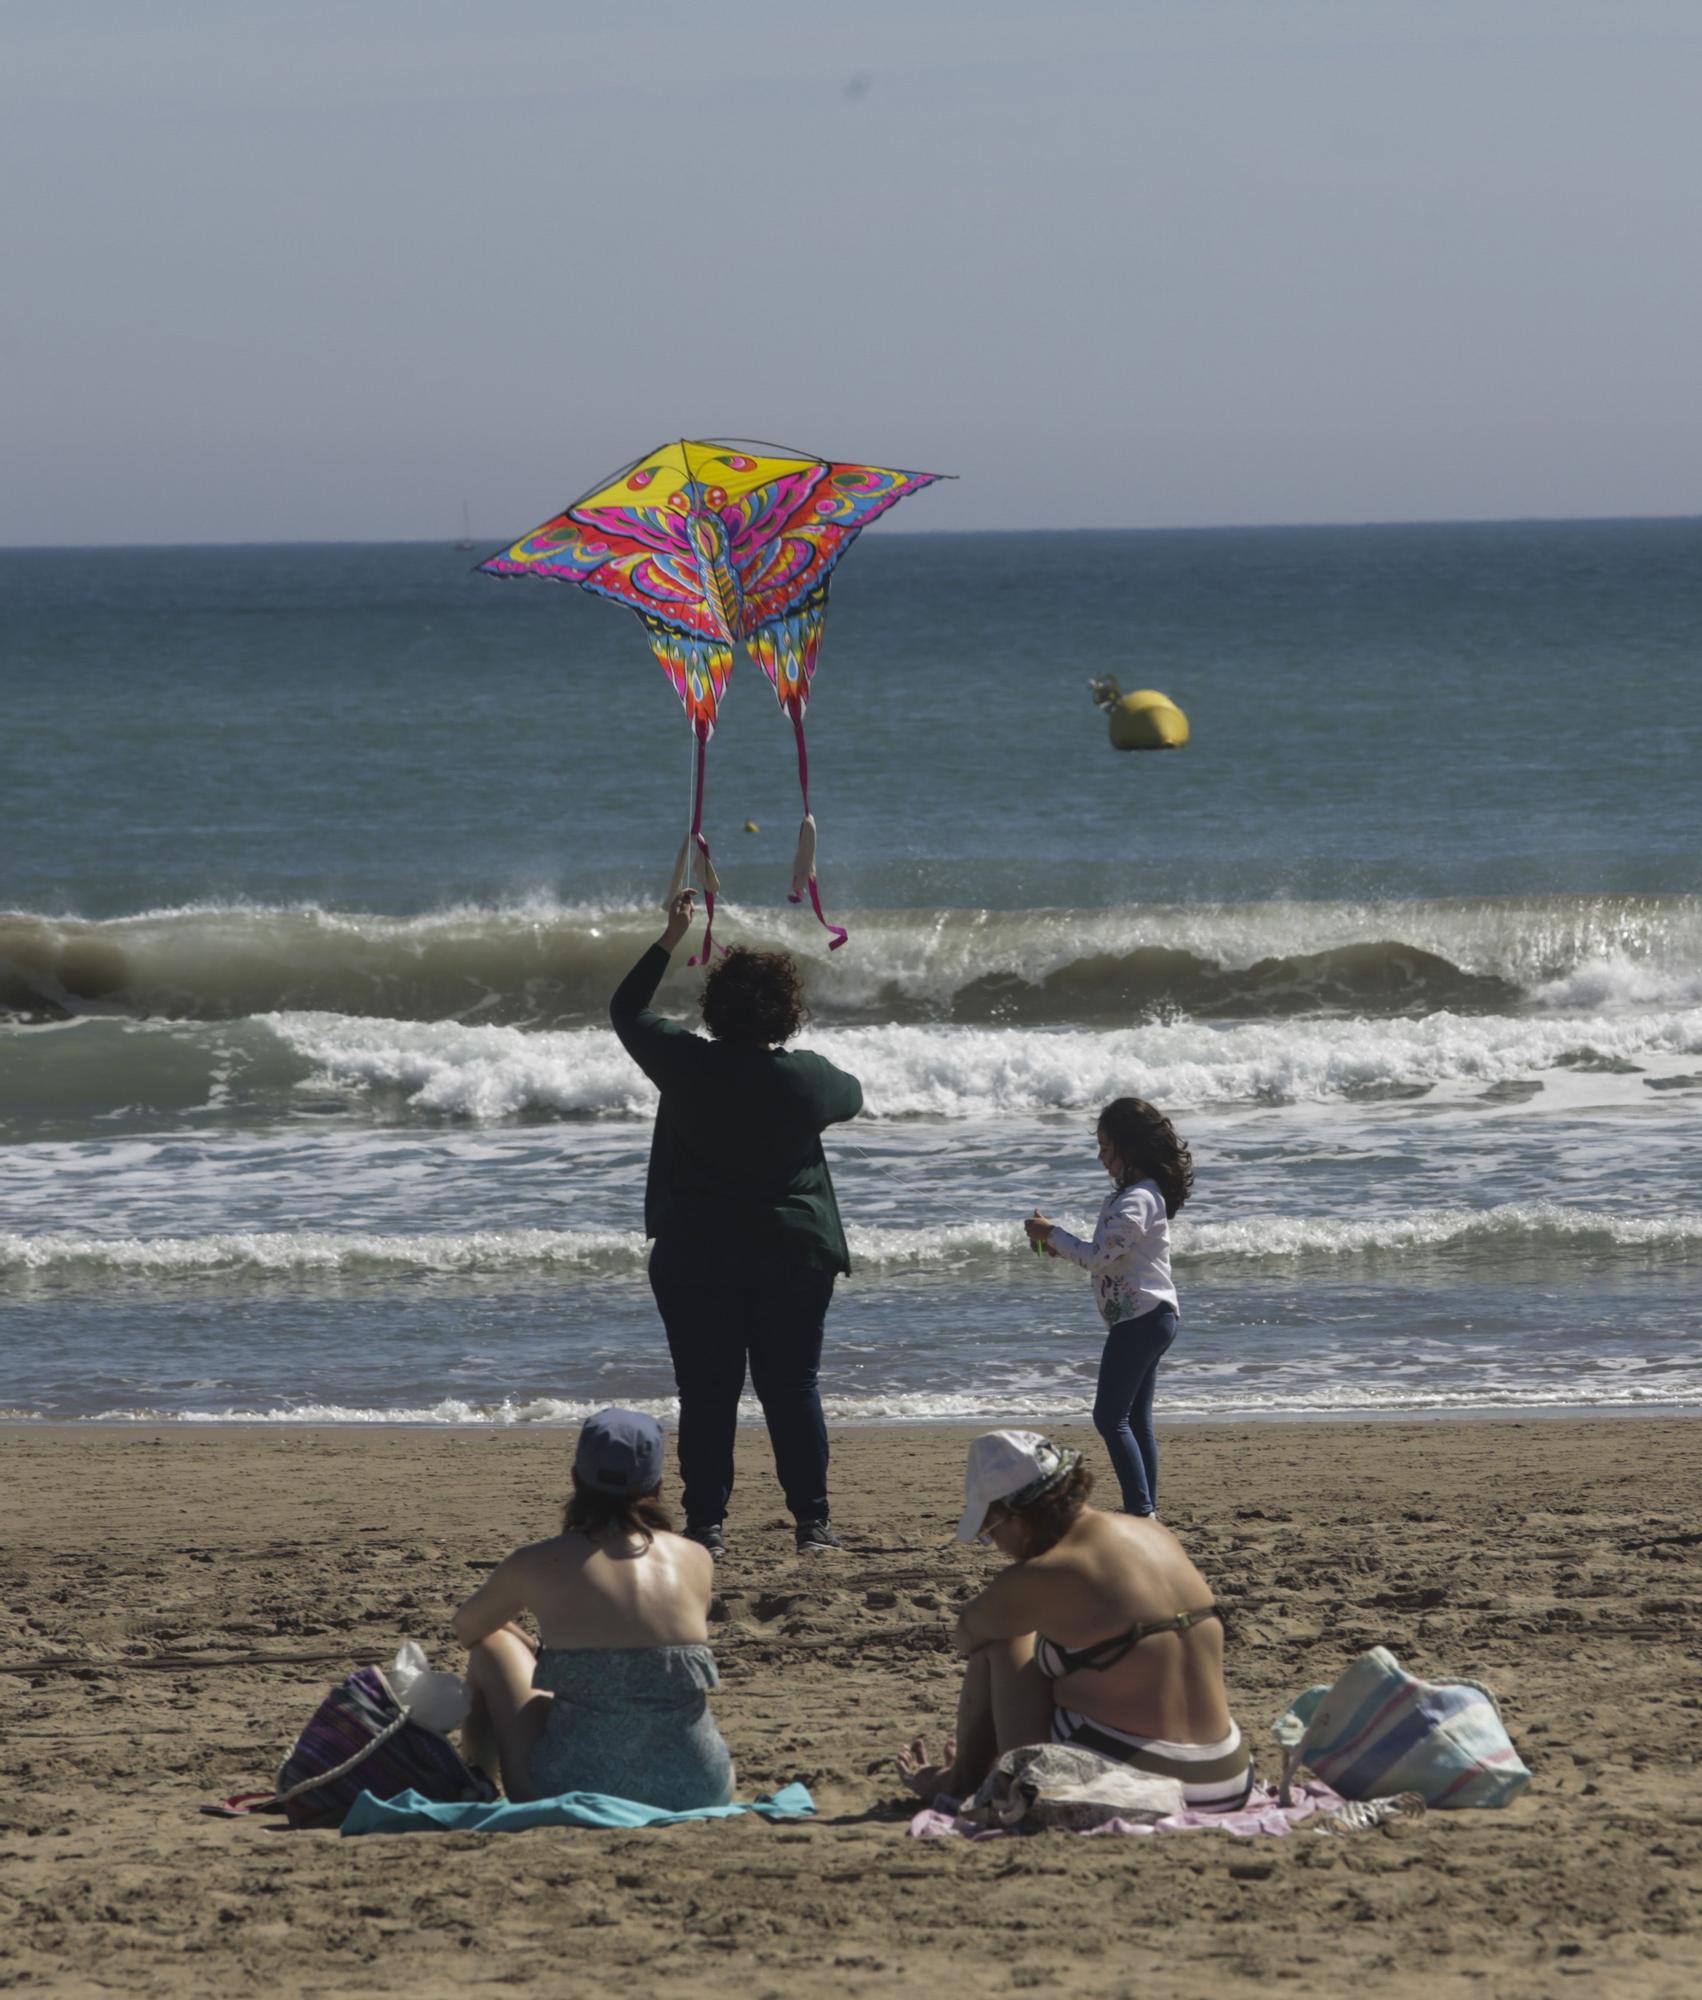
[909,1774,1372,1840]
[341,1780,815,1835]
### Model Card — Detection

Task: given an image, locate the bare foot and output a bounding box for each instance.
[895,1733,960,1801]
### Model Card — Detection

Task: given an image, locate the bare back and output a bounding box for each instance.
[1024,1510,1232,1742]
[506,1527,713,1651]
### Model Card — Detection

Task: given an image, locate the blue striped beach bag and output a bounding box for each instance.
[1272,1647,1531,1808]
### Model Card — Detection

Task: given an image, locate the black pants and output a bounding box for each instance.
[649,1243,835,1530]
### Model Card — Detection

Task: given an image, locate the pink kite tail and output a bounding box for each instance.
[686,733,724,966]
[788,712,848,951]
[806,873,847,951]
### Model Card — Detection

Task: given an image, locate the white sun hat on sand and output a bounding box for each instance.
[956,1431,1081,1542]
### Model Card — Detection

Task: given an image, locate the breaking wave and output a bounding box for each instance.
[263,1005,1702,1120]
[5,1003,1701,1139]
[5,893,1701,1027]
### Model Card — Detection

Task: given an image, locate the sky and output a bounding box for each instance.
[3,0,1700,543]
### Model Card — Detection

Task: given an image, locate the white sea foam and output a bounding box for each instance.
[267,1014,653,1119]
[7,1202,1699,1281]
[76,1375,1702,1426]
[0,1227,644,1277]
[1181,1202,1702,1260]
[260,1005,1702,1122]
[1529,952,1702,1010]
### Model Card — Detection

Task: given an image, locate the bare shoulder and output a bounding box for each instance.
[1089,1508,1171,1560]
[653,1528,715,1589]
[505,1533,583,1578]
[1023,1513,1120,1595]
[1103,1512,1213,1601]
[1056,1508,1132,1558]
[1053,1510,1190,1590]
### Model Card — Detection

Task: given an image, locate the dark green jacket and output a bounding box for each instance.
[610,945,864,1276]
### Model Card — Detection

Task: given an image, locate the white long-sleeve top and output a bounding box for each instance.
[1047,1177,1177,1329]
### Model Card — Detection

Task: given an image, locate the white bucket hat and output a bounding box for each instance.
[956,1431,1082,1542]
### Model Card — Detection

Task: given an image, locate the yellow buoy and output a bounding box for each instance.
[743,820,760,833]
[1107,688,1190,751]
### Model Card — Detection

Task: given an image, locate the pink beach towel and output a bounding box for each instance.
[909,1777,1356,1840]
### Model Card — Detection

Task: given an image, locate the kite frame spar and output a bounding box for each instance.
[479,437,945,960]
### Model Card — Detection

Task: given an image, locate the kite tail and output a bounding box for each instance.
[685,732,723,967]
[787,712,848,951]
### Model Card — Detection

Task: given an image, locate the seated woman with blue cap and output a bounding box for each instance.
[453,1408,734,1809]
[896,1431,1252,1810]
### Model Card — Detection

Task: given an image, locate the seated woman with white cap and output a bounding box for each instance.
[453,1408,734,1809]
[897,1431,1252,1809]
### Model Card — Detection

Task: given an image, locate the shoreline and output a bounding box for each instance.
[4,1399,1699,1435]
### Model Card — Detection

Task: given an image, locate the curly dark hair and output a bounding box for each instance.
[562,1469,674,1548]
[1098,1097,1194,1217]
[700,947,806,1046]
[989,1459,1095,1557]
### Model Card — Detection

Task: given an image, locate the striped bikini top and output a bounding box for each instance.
[1034,1604,1220,1680]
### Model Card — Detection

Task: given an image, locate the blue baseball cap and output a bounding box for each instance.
[574,1408,665,1496]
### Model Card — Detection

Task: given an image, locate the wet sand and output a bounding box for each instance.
[2,1418,1698,1997]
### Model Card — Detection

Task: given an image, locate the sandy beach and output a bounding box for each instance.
[1,1416,1698,1997]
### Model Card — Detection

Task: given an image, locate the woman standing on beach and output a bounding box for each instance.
[1024,1097,1193,1517]
[610,890,863,1557]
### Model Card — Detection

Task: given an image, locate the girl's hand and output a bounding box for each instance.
[1023,1210,1057,1255]
[660,889,696,952]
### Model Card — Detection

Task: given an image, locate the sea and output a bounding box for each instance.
[2,520,1699,1428]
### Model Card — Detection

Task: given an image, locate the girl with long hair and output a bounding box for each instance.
[1023,1097,1194,1516]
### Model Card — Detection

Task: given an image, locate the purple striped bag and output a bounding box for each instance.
[1272,1647,1530,1808]
[271,1665,495,1828]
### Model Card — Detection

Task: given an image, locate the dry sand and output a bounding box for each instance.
[2,1417,1698,1998]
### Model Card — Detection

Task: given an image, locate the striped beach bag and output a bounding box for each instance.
[270,1661,496,1828]
[1272,1647,1530,1808]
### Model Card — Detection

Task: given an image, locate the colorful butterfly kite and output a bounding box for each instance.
[480,439,944,960]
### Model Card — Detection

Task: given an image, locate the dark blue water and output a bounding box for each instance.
[2,523,1699,1422]
[7,520,1699,914]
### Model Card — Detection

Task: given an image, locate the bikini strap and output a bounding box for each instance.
[1151,1605,1219,1636]
[1048,1603,1221,1676]
[1054,1629,1142,1673]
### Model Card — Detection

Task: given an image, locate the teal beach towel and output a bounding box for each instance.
[341,1781,815,1835]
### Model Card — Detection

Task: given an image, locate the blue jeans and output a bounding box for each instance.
[1092,1303,1178,1516]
